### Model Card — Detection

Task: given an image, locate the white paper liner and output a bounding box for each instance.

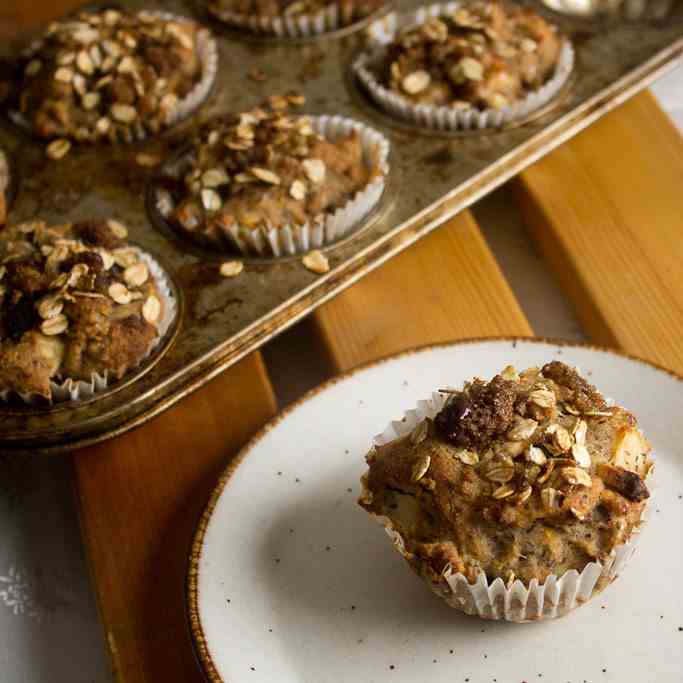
[364,389,652,622]
[353,2,575,132]
[9,11,218,143]
[206,1,375,38]
[0,247,177,406]
[154,115,390,257]
[541,0,675,21]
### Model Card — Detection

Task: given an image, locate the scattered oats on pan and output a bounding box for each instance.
[302,250,329,274]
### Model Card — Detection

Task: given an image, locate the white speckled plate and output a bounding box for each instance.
[188,338,683,683]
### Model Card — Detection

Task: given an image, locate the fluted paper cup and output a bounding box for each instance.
[541,0,676,21]
[354,2,574,132]
[153,115,390,258]
[0,247,177,406]
[361,390,651,622]
[206,1,385,38]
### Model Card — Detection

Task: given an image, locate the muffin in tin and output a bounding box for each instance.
[359,362,653,621]
[355,1,573,131]
[0,9,216,158]
[154,95,389,257]
[206,0,387,38]
[0,219,169,402]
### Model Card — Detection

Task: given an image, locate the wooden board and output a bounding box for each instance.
[0,0,83,39]
[313,210,533,371]
[73,353,277,683]
[515,91,683,373]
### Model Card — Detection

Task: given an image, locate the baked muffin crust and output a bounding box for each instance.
[162,96,383,246]
[378,1,563,111]
[1,9,207,155]
[0,219,165,399]
[360,363,653,588]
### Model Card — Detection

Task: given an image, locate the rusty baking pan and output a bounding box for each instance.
[0,0,681,453]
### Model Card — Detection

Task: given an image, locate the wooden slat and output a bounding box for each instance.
[514,91,683,373]
[0,0,83,40]
[313,211,532,371]
[73,353,277,683]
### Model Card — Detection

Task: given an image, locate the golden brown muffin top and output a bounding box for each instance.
[379,1,563,110]
[1,9,204,156]
[165,96,382,239]
[360,363,653,585]
[0,219,163,398]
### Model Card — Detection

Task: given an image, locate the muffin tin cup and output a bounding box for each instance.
[205,1,382,39]
[152,114,390,258]
[363,390,651,623]
[8,11,218,144]
[353,2,575,132]
[0,247,178,406]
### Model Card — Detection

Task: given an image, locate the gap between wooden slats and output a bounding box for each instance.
[312,211,533,372]
[514,91,683,374]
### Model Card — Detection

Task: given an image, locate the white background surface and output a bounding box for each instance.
[1,66,681,683]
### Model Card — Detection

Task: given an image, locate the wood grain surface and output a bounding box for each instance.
[73,353,277,682]
[313,211,533,371]
[515,91,683,373]
[0,0,83,40]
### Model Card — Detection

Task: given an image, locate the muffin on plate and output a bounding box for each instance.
[0,219,172,403]
[206,0,387,38]
[359,362,653,621]
[0,8,217,157]
[154,95,389,257]
[354,1,574,131]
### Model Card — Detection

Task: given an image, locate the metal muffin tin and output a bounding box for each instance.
[0,0,681,453]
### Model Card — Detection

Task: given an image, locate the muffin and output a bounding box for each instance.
[0,219,172,402]
[0,9,217,158]
[354,1,574,131]
[206,0,387,38]
[154,95,389,257]
[359,362,653,621]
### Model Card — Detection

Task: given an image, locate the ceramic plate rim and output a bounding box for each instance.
[186,335,683,683]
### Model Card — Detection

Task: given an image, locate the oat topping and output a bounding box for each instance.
[219,260,244,278]
[360,362,653,587]
[162,96,382,246]
[0,219,164,399]
[1,10,206,155]
[302,249,329,274]
[378,1,563,111]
